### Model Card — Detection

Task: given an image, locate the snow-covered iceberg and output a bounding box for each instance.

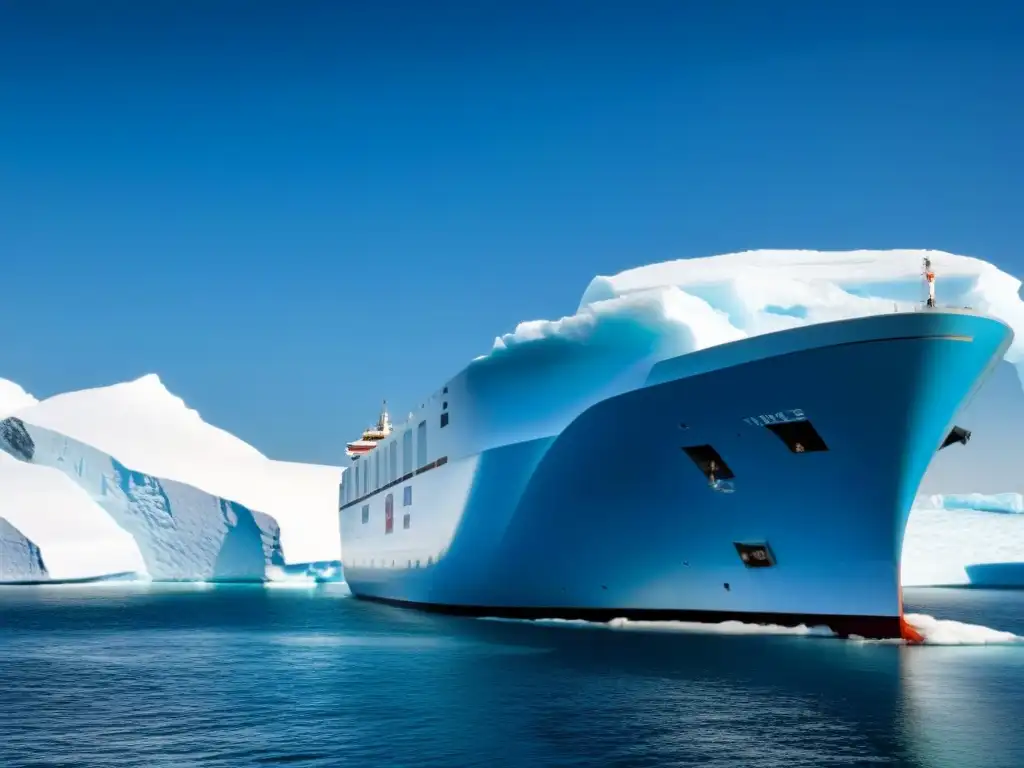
[903,507,1024,587]
[14,374,342,566]
[0,416,284,581]
[574,249,1024,376]
[0,374,343,583]
[0,449,148,581]
[901,491,1024,586]
[0,378,38,414]
[491,249,1023,385]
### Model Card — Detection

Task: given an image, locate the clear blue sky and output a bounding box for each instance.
[1,1,1023,465]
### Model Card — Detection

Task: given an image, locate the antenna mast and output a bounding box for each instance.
[923,257,936,308]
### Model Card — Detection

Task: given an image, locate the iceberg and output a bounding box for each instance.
[914,492,1024,515]
[574,249,1024,380]
[0,517,48,582]
[901,491,1024,585]
[0,375,343,583]
[0,379,38,414]
[492,248,1024,386]
[902,507,1024,587]
[0,449,148,582]
[0,391,148,582]
[13,374,342,566]
[1,416,284,581]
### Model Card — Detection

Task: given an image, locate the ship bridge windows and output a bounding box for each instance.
[765,419,828,453]
[681,445,735,483]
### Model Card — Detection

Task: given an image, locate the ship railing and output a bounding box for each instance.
[903,302,975,313]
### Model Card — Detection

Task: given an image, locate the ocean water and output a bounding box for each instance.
[1,585,1022,768]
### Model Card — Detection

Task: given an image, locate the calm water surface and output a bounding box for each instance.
[1,584,1022,768]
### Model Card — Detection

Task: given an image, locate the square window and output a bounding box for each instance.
[403,486,413,506]
[403,513,411,529]
[440,412,449,428]
[361,505,369,524]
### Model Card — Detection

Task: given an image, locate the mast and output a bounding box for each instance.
[923,257,936,308]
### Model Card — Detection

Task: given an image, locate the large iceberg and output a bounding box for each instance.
[0,375,343,583]
[574,249,1024,374]
[903,506,1024,587]
[0,416,284,581]
[14,374,342,566]
[493,249,1023,381]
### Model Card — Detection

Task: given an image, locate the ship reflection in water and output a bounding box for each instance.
[0,584,1022,767]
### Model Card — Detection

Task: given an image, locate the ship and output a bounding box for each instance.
[338,260,1013,641]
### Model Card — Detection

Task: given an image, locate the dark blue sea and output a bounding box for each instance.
[1,584,1023,768]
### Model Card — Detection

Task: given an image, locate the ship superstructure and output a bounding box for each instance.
[345,401,393,460]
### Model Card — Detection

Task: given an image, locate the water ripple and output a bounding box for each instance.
[1,585,1023,767]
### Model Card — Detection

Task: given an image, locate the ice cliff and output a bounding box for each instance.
[0,516,48,582]
[16,374,342,566]
[0,375,341,583]
[0,416,284,581]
